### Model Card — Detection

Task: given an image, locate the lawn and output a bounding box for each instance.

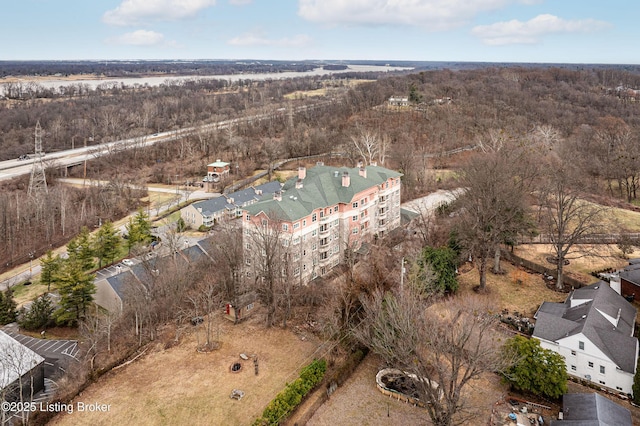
[456,260,566,316]
[49,310,322,426]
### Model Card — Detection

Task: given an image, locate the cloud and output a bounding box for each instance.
[229,0,252,4]
[228,32,312,47]
[103,0,217,26]
[108,30,165,46]
[298,0,536,31]
[471,14,611,45]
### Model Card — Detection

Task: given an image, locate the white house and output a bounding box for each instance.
[533,281,638,395]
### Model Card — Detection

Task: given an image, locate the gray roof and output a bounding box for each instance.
[105,270,139,300]
[620,263,640,286]
[180,245,206,263]
[533,281,638,373]
[191,181,282,217]
[245,164,402,221]
[550,393,632,426]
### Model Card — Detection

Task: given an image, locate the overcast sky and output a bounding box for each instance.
[2,0,637,64]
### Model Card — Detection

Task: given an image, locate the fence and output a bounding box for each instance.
[501,249,586,289]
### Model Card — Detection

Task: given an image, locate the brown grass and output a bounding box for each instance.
[49,311,322,426]
[307,353,507,426]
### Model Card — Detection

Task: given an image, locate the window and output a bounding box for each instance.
[293,237,300,245]
[320,252,328,260]
[571,365,576,371]
[599,380,606,385]
[312,243,317,250]
[302,220,306,227]
[303,250,307,256]
[312,229,317,236]
[617,386,623,391]
[579,341,584,350]
[571,350,576,356]
[303,264,307,271]
[352,202,358,208]
[352,215,358,222]
[245,258,251,265]
[245,215,250,221]
[588,362,593,368]
[312,213,317,222]
[245,242,251,250]
[246,271,252,277]
[293,222,300,230]
[261,219,267,226]
[600,366,605,374]
[282,223,289,231]
[352,228,358,234]
[294,267,300,276]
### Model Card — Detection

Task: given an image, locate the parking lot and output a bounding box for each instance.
[3,324,79,361]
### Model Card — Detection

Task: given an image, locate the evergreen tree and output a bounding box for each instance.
[19,294,54,330]
[503,336,568,399]
[40,249,62,292]
[94,220,121,268]
[55,259,96,326]
[125,209,152,253]
[420,246,459,294]
[0,289,18,325]
[67,227,95,271]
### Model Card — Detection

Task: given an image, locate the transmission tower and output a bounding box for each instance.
[28,121,48,197]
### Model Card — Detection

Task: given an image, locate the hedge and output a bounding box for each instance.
[253,358,327,425]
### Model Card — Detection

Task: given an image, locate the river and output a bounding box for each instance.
[1,64,412,93]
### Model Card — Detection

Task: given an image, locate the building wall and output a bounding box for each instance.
[538,333,636,394]
[94,279,123,312]
[621,278,639,299]
[181,204,205,229]
[242,174,401,284]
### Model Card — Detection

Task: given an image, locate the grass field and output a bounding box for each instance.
[49,311,323,426]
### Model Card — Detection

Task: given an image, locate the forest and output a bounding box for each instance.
[2,65,640,273]
[3,63,640,425]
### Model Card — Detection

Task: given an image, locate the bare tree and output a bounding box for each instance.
[539,167,607,290]
[245,214,294,327]
[354,290,510,426]
[456,148,536,290]
[209,223,246,323]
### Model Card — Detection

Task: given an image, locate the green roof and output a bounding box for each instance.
[244,164,402,221]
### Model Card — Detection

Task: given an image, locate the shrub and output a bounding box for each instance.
[253,358,326,425]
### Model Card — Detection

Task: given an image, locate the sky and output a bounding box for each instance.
[2,0,639,64]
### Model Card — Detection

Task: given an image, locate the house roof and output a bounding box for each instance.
[620,263,640,286]
[0,330,45,389]
[244,164,402,222]
[191,181,282,217]
[208,160,229,167]
[533,281,638,373]
[550,393,632,426]
[180,245,206,263]
[105,270,139,300]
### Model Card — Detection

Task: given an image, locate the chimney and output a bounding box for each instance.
[298,166,306,180]
[316,161,324,166]
[296,179,303,189]
[227,197,234,204]
[359,167,367,178]
[357,160,363,168]
[342,171,350,187]
[273,191,282,201]
[371,160,377,166]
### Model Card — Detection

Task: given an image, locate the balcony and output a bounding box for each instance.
[319,225,330,236]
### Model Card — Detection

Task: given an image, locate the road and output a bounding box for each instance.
[0,100,334,182]
[401,188,464,214]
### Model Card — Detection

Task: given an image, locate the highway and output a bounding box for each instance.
[0,100,334,182]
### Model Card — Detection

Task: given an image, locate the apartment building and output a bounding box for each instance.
[241,162,402,283]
